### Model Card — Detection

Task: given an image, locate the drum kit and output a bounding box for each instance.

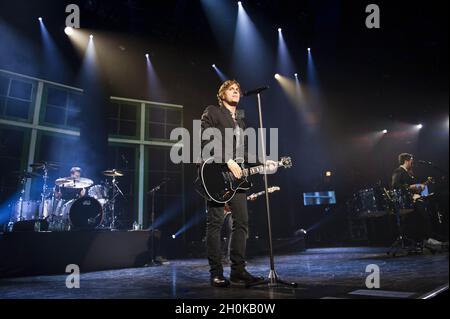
[9,162,126,232]
[351,182,443,256]
[352,186,415,219]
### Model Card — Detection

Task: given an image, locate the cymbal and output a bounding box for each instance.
[30,162,59,170]
[56,177,94,189]
[103,169,124,177]
[55,178,72,186]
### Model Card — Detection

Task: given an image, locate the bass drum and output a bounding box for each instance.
[69,196,103,230]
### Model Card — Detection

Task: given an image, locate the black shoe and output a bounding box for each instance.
[210,275,230,288]
[230,270,265,286]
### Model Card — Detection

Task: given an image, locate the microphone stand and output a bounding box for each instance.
[146,179,168,267]
[110,175,125,230]
[419,161,448,176]
[248,92,298,289]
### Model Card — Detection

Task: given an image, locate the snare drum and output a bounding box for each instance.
[353,187,388,218]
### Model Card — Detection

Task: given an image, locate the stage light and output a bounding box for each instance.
[212,64,228,81]
[237,1,242,6]
[172,234,176,239]
[307,47,311,52]
[294,228,308,237]
[417,124,423,129]
[383,129,388,134]
[274,73,281,80]
[145,53,149,58]
[89,34,94,40]
[64,26,74,36]
[325,171,332,177]
[38,17,43,22]
[278,28,282,32]
[294,73,298,78]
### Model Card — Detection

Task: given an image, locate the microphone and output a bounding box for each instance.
[244,86,270,97]
[121,154,129,165]
[418,160,433,165]
[88,214,100,225]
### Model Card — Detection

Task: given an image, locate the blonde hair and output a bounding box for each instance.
[217,80,242,107]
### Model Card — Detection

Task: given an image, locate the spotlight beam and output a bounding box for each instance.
[212,64,229,82]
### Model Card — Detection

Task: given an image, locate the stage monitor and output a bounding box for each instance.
[303,191,336,206]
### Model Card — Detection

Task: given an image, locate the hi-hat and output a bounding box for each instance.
[30,162,59,170]
[103,169,124,177]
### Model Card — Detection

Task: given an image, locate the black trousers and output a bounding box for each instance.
[222,213,233,261]
[206,192,248,277]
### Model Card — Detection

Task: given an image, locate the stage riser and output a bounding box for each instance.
[0,231,152,278]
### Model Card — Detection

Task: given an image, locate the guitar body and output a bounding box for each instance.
[201,157,252,204]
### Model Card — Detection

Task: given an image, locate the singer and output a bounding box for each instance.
[199,80,277,287]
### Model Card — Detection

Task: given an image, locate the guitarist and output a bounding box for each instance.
[200,80,277,287]
[391,153,437,245]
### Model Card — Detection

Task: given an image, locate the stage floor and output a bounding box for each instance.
[0,247,447,299]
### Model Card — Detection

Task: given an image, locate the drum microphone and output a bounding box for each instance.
[88,214,101,225]
[244,86,270,97]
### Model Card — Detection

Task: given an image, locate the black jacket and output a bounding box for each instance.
[391,167,415,189]
[199,105,258,164]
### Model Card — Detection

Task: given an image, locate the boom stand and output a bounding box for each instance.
[249,93,298,289]
[146,179,167,267]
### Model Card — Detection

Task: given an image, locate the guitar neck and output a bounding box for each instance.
[252,190,266,198]
[243,161,281,177]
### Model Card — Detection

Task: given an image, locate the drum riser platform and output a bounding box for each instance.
[0,230,153,278]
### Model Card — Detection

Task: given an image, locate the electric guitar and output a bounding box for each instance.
[247,186,281,201]
[200,157,292,204]
[412,177,434,202]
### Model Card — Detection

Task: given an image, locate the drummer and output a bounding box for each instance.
[55,167,87,200]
